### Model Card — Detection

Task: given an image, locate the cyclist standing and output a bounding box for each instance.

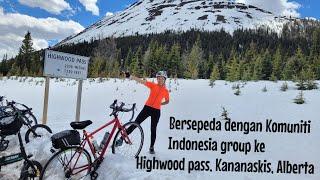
[117,71,170,154]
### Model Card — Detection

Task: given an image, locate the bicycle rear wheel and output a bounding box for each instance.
[112,122,144,158]
[40,146,92,180]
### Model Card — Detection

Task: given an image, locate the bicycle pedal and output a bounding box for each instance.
[27,154,33,158]
[90,171,98,180]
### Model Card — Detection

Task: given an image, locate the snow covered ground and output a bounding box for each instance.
[0,77,319,180]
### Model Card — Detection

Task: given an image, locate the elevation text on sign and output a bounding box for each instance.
[44,50,89,80]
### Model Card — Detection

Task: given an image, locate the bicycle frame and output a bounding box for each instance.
[68,115,132,176]
[0,131,36,172]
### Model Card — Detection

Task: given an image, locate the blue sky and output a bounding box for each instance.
[294,0,320,19]
[0,0,319,58]
[0,0,136,27]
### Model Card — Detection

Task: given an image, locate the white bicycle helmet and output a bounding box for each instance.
[156,71,168,79]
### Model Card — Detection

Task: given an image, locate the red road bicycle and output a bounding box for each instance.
[40,100,144,180]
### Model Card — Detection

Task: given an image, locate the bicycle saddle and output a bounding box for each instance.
[70,120,92,130]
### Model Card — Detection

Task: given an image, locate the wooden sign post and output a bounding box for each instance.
[75,80,83,122]
[42,77,50,125]
[42,50,89,124]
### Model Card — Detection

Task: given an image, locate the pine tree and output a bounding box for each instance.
[310,29,320,58]
[8,62,20,76]
[142,45,151,77]
[244,41,257,63]
[169,43,182,78]
[20,31,35,73]
[216,53,226,79]
[0,54,8,76]
[294,91,305,104]
[304,65,317,90]
[226,50,240,82]
[124,48,133,71]
[184,37,203,79]
[90,56,103,77]
[156,45,168,73]
[261,49,272,80]
[270,47,282,81]
[262,85,267,92]
[282,56,298,80]
[111,60,120,77]
[295,47,306,72]
[130,46,144,76]
[209,64,220,87]
[241,63,252,81]
[253,55,263,80]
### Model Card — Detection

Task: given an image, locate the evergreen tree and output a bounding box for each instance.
[310,29,320,58]
[90,56,103,77]
[130,46,144,76]
[184,37,203,79]
[244,41,257,63]
[242,64,252,81]
[252,55,263,80]
[209,64,220,87]
[305,68,318,90]
[216,54,226,79]
[143,45,152,76]
[261,49,272,80]
[92,38,118,77]
[295,47,306,72]
[226,49,240,81]
[270,46,282,81]
[124,48,133,71]
[0,54,8,76]
[168,43,182,78]
[19,31,35,73]
[111,60,120,77]
[282,61,292,80]
[294,91,305,104]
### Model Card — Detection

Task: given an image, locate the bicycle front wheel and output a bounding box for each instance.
[112,122,144,158]
[23,112,38,126]
[25,124,52,143]
[20,160,42,180]
[40,146,92,180]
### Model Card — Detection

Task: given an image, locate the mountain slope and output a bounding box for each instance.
[58,0,295,46]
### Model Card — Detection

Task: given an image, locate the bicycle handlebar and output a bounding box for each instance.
[109,100,136,121]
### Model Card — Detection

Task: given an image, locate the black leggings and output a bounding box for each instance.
[126,105,160,148]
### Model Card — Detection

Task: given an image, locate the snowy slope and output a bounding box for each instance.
[58,0,294,45]
[1,77,320,180]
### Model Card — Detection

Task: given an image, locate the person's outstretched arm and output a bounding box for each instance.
[130,75,147,84]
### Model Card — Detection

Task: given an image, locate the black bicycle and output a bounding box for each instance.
[0,98,52,151]
[0,112,42,179]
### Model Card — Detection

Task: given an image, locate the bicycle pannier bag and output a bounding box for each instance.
[0,114,23,136]
[51,130,80,149]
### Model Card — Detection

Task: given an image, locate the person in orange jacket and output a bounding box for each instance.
[117,71,170,154]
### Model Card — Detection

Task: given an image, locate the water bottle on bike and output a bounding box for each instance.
[99,131,110,150]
